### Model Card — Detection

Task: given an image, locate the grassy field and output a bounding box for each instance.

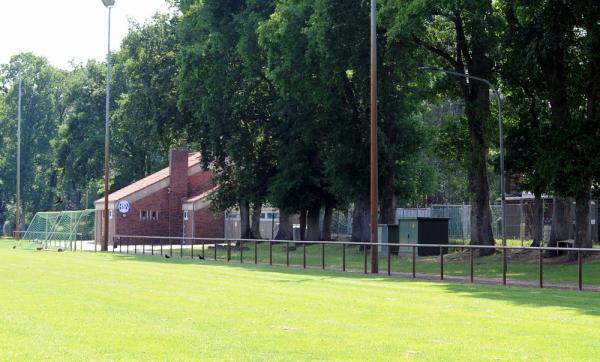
[2,240,600,361]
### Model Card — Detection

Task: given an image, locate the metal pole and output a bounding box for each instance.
[578,250,583,291]
[16,72,22,237]
[342,243,346,272]
[369,0,379,274]
[440,246,444,280]
[539,248,543,288]
[102,5,113,252]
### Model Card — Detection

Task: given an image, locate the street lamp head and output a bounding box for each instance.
[102,0,115,7]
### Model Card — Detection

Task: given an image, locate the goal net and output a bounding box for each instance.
[18,209,95,250]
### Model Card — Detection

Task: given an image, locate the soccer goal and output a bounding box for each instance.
[18,209,95,251]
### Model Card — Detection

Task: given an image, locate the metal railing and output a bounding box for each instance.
[107,235,599,292]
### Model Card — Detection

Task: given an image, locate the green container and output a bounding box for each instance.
[397,217,449,256]
[378,224,399,256]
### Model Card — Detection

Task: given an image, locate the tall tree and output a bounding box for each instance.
[386,0,502,253]
[177,0,278,239]
[0,54,66,224]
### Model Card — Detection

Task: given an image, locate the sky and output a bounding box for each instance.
[0,0,172,69]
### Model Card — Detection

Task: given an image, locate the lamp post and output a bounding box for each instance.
[418,66,507,252]
[101,0,115,251]
[15,61,22,239]
[370,0,379,273]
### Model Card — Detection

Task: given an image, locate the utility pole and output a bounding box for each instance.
[370,0,379,273]
[101,0,115,251]
[16,62,22,239]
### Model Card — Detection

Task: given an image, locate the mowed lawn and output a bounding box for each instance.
[1,241,600,361]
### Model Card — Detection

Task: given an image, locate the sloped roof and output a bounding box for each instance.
[95,152,202,203]
[183,188,215,204]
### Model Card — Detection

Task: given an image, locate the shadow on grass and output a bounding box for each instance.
[102,250,600,317]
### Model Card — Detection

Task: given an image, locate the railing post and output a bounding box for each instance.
[151,239,154,256]
[286,242,290,267]
[191,240,194,259]
[269,240,272,265]
[180,240,183,259]
[202,241,205,259]
[241,240,244,264]
[342,243,346,272]
[578,249,583,291]
[134,239,137,255]
[303,243,306,269]
[127,238,129,254]
[322,243,325,270]
[470,247,474,283]
[387,245,391,276]
[142,240,145,255]
[254,240,258,264]
[412,245,416,278]
[214,240,217,261]
[502,247,507,285]
[227,240,231,262]
[539,248,543,288]
[160,239,163,255]
[364,244,368,274]
[170,238,173,256]
[440,246,444,280]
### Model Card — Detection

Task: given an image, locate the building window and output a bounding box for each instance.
[140,210,148,221]
[265,212,278,220]
[109,210,113,219]
[225,212,240,220]
[183,210,189,221]
[151,211,158,221]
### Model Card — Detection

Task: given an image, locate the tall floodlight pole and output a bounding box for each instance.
[370,0,379,273]
[101,0,115,251]
[419,67,507,259]
[15,62,22,239]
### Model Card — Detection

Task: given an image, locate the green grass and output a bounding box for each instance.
[2,240,600,361]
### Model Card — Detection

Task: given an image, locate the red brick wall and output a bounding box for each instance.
[193,206,224,239]
[115,188,174,237]
[168,149,188,238]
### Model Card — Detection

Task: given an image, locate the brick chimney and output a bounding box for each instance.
[168,147,189,237]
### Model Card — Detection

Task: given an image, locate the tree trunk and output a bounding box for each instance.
[322,204,333,240]
[306,206,321,241]
[299,209,307,241]
[530,191,544,247]
[250,202,262,239]
[573,195,592,250]
[240,200,252,239]
[274,210,293,240]
[464,84,495,256]
[351,195,370,245]
[379,175,396,224]
[547,196,572,256]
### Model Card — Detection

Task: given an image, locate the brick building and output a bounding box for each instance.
[94,148,224,242]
